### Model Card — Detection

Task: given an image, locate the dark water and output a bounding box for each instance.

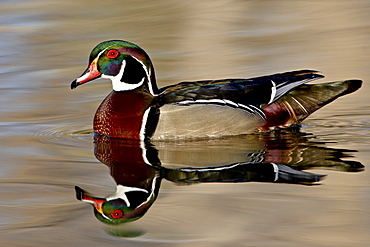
[1,0,369,246]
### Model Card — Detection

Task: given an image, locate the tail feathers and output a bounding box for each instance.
[261,79,362,129]
[283,79,362,123]
[275,164,326,184]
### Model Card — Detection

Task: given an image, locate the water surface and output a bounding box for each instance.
[0,0,369,246]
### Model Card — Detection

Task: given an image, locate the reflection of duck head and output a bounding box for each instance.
[75,136,161,224]
[75,184,158,224]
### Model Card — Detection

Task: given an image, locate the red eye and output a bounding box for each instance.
[110,209,123,219]
[106,49,119,59]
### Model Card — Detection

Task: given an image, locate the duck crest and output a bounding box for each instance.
[94,86,156,139]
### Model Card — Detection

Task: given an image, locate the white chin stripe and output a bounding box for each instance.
[101,59,145,91]
[108,75,145,91]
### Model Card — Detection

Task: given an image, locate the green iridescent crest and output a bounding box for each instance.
[89,40,152,73]
[89,40,142,63]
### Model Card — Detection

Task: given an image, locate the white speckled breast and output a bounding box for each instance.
[151,103,265,140]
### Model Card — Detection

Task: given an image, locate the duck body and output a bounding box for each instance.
[71,40,362,140]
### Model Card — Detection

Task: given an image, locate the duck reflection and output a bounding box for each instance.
[75,138,161,224]
[75,130,363,225]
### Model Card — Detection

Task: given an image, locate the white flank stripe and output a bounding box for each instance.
[178,99,239,108]
[222,99,239,107]
[180,163,241,172]
[177,99,266,120]
[237,103,266,120]
[248,104,266,120]
[237,103,253,111]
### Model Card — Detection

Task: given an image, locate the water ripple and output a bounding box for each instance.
[32,122,93,147]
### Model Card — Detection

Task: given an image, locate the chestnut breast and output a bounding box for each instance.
[94,88,155,139]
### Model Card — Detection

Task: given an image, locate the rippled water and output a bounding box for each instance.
[1,0,369,246]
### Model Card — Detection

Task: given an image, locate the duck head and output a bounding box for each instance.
[71,40,158,95]
[75,185,158,224]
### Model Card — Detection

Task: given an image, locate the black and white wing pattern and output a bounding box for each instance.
[155,69,324,107]
[150,70,324,139]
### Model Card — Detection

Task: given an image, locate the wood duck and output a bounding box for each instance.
[71,40,362,140]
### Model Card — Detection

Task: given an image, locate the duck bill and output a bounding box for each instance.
[75,186,105,214]
[71,57,101,89]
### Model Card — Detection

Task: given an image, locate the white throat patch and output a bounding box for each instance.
[101,59,146,92]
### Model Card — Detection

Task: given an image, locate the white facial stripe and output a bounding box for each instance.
[98,47,109,56]
[94,46,112,62]
[101,54,155,94]
[137,176,159,208]
[130,56,156,95]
